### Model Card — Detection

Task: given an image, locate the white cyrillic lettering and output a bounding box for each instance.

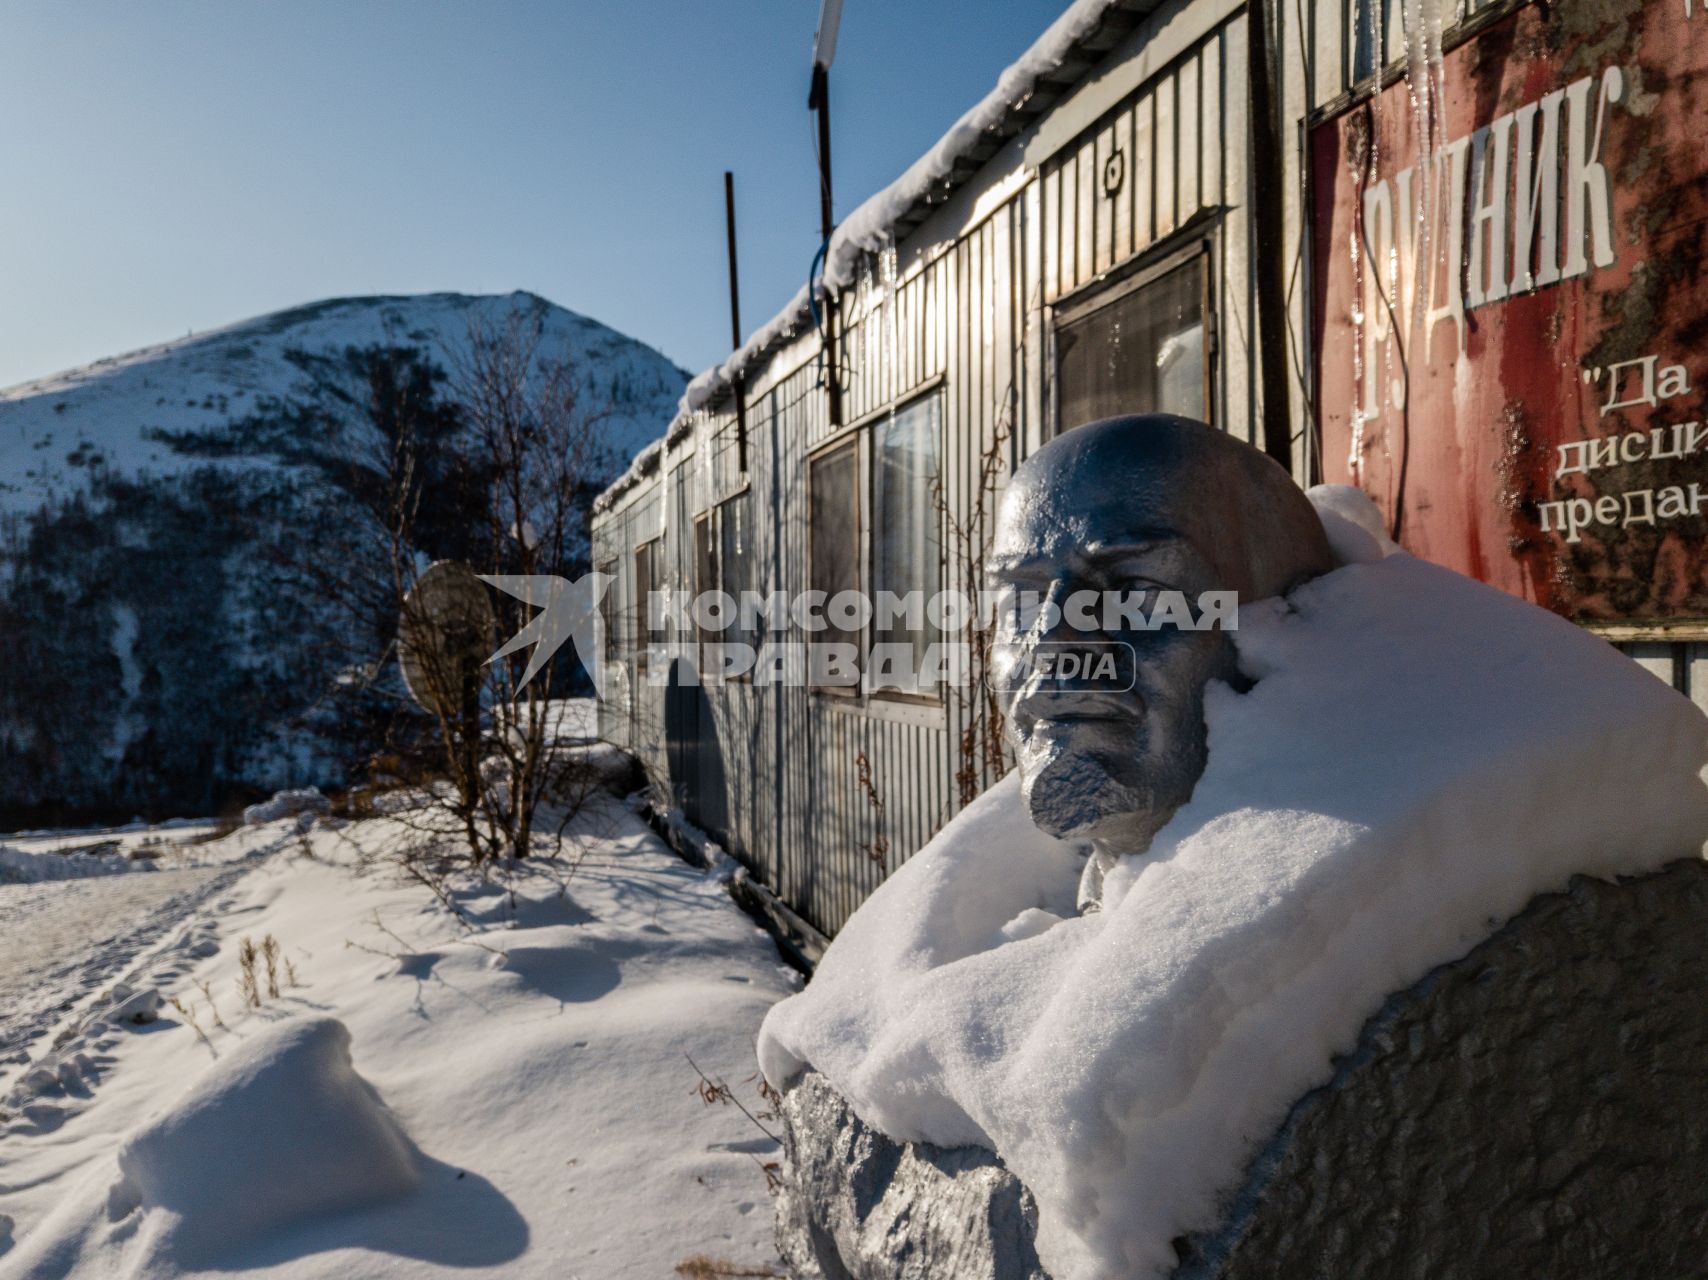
[1512,93,1563,294]
[691,590,735,632]
[1147,591,1196,631]
[874,591,924,632]
[1468,113,1514,308]
[655,588,692,632]
[1565,497,1597,543]
[1534,89,1568,289]
[811,642,860,686]
[1622,489,1655,526]
[1650,425,1687,461]
[1426,137,1471,362]
[1562,68,1623,280]
[867,643,914,690]
[1601,356,1658,416]
[1064,590,1100,632]
[827,590,871,632]
[793,590,828,632]
[1197,591,1239,630]
[916,643,968,688]
[1557,440,1592,476]
[1659,364,1691,400]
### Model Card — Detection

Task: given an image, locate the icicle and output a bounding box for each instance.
[1347,0,1376,479]
[879,236,899,411]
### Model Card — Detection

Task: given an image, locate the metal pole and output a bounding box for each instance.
[1247,0,1293,470]
[724,170,749,473]
[810,64,843,427]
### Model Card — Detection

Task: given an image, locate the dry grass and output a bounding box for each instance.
[261,935,281,999]
[673,1257,781,1279]
[166,995,211,1048]
[194,979,227,1030]
[237,937,262,1009]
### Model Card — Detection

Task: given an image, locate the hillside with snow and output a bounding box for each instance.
[0,291,683,518]
[0,293,684,828]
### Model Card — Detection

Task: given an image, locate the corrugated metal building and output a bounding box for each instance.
[594,0,1708,942]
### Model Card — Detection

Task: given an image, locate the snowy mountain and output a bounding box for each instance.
[0,291,684,517]
[0,292,685,827]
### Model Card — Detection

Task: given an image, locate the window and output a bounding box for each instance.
[596,560,618,658]
[870,395,942,695]
[808,438,861,689]
[718,491,757,653]
[633,539,661,662]
[693,513,717,646]
[1055,254,1207,433]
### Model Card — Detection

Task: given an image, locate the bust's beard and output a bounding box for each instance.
[1017,726,1206,855]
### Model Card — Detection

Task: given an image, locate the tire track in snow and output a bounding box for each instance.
[0,864,252,1080]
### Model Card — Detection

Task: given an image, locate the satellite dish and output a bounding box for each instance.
[398,560,496,720]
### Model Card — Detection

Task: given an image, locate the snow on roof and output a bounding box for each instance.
[758,491,1708,1279]
[596,0,1147,515]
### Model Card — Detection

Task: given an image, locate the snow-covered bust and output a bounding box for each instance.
[986,415,1333,909]
[761,417,1708,1280]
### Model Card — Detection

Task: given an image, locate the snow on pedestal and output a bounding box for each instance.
[759,497,1708,1280]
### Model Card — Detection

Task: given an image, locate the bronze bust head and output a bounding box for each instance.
[987,414,1334,904]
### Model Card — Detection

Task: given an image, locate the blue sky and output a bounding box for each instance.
[0,0,1066,388]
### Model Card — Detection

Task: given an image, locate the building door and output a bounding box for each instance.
[1054,247,1210,433]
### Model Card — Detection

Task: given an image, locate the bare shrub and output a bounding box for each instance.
[374,313,617,879]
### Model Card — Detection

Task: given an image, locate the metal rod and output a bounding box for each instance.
[724,170,748,473]
[811,64,843,427]
[1248,0,1293,470]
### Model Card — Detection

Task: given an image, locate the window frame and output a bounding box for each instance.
[1050,234,1216,438]
[864,386,947,706]
[805,432,865,697]
[632,537,662,673]
[804,382,949,707]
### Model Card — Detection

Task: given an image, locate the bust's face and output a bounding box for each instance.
[987,425,1243,854]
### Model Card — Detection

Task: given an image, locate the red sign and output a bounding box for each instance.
[1312,0,1708,626]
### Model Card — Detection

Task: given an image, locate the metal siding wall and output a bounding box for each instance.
[1041,31,1236,299]
[1041,24,1250,444]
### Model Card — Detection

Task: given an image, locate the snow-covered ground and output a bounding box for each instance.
[0,868,243,1078]
[0,793,796,1278]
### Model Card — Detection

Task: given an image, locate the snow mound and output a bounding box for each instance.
[1304,482,1402,564]
[107,1016,419,1266]
[242,788,331,827]
[0,842,148,884]
[759,549,1708,1279]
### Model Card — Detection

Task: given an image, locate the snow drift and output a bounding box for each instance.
[759,498,1708,1280]
[0,843,149,885]
[112,1016,418,1266]
[2,1017,419,1277]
